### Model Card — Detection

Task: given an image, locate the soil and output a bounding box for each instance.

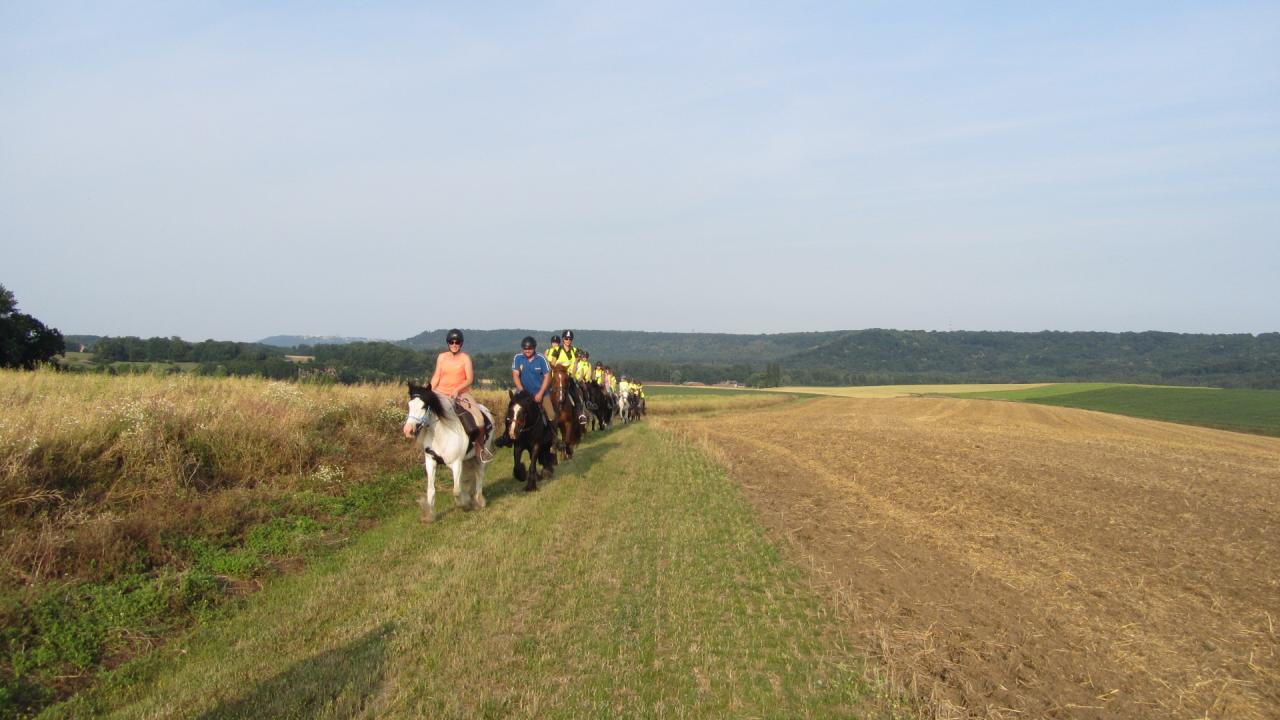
[660,397,1280,719]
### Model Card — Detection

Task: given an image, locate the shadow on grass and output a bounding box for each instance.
[196,623,395,720]
[485,428,629,502]
[413,427,631,522]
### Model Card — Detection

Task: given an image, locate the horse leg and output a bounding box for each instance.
[420,457,437,523]
[472,459,487,508]
[513,447,526,485]
[451,459,471,510]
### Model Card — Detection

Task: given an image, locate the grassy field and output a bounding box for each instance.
[644,383,805,415]
[768,384,1053,399]
[0,370,508,715]
[949,383,1280,436]
[44,423,894,719]
[3,373,902,718]
[644,384,761,397]
[54,352,199,374]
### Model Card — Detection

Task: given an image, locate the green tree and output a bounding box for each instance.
[0,284,65,369]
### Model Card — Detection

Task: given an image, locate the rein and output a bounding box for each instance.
[407,396,449,465]
[508,395,543,438]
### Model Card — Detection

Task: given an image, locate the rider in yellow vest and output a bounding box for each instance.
[573,351,592,383]
[545,330,587,424]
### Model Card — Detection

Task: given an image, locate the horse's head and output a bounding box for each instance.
[505,389,534,441]
[548,365,570,394]
[406,382,443,429]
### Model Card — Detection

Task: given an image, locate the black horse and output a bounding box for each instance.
[585,381,614,431]
[500,390,556,491]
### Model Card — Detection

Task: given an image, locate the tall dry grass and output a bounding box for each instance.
[0,369,505,588]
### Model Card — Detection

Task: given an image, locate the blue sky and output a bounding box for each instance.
[2,1,1277,340]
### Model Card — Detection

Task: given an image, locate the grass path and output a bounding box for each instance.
[47,424,888,719]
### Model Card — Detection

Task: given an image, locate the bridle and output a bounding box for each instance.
[407,395,448,465]
[507,393,544,439]
[406,395,435,430]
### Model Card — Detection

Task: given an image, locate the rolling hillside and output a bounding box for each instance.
[393,328,1280,388]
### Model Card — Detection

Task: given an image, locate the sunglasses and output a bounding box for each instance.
[448,340,461,346]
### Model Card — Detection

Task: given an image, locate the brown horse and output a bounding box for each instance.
[548,365,582,459]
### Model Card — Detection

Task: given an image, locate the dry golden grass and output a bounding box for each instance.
[0,369,506,587]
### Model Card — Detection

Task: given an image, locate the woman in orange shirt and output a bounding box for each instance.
[430,328,490,461]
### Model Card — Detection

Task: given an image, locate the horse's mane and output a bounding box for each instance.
[408,382,449,419]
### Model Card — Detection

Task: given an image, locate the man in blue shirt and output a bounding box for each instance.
[501,335,560,448]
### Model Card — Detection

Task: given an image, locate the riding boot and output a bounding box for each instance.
[473,427,492,463]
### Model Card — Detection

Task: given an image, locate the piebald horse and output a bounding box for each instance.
[403,382,495,522]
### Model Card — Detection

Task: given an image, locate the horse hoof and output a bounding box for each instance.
[475,495,486,509]
[420,510,435,524]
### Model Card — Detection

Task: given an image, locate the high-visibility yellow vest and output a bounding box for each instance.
[546,346,576,367]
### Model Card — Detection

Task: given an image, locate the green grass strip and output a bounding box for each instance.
[46,425,885,719]
[948,383,1280,436]
[944,383,1120,401]
[1026,385,1280,436]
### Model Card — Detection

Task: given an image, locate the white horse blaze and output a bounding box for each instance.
[508,402,522,440]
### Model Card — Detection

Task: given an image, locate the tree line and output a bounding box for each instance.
[45,330,1280,390]
[0,285,64,370]
[70,336,517,386]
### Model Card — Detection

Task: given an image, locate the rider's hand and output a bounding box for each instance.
[534,391,544,402]
[402,422,416,439]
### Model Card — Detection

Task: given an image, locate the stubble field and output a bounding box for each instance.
[659,395,1280,719]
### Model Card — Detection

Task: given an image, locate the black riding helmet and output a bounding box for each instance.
[446,328,464,346]
[550,335,560,345]
[521,336,536,350]
[562,329,575,340]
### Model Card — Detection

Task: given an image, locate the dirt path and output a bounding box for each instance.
[660,397,1280,719]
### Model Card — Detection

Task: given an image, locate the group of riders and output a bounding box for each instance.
[423,328,645,462]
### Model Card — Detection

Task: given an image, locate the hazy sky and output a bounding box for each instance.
[3,2,1277,341]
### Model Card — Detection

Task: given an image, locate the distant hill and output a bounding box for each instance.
[259,335,380,348]
[241,327,1280,389]
[778,329,1280,388]
[400,328,1280,389]
[398,328,830,363]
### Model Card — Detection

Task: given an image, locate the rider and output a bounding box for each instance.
[499,335,562,450]
[429,329,492,462]
[545,329,588,425]
[573,350,593,389]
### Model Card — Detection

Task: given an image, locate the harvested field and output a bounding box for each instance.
[658,396,1280,719]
